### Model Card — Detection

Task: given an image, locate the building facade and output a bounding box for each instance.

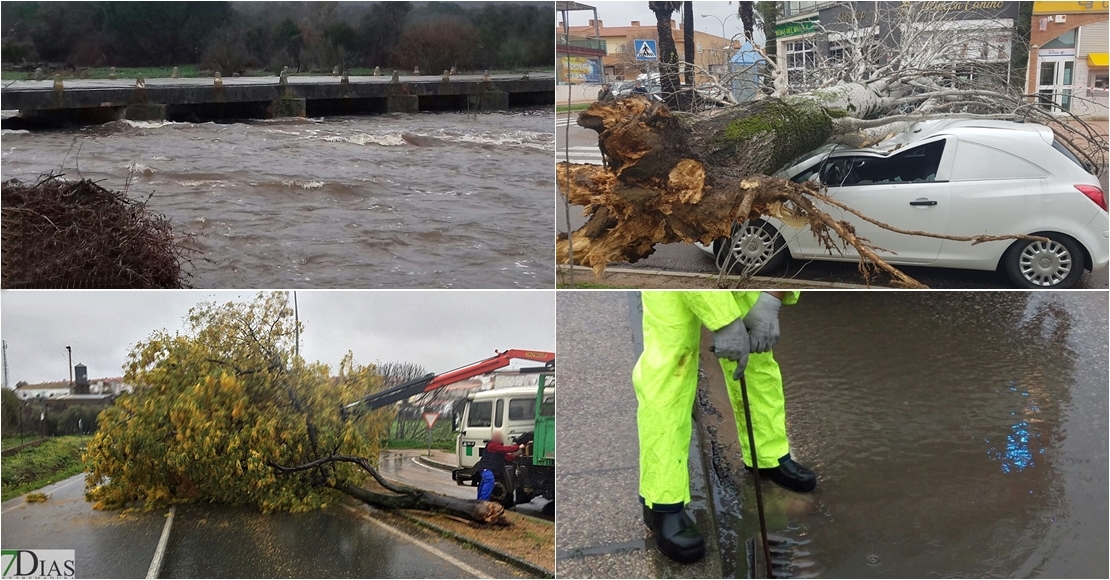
[14,377,131,400]
[774,1,1019,89]
[1027,1,1108,117]
[14,380,69,400]
[559,18,736,84]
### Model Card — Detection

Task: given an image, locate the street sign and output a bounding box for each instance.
[635,39,658,61]
[422,412,439,429]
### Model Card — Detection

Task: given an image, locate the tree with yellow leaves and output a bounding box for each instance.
[85,292,506,523]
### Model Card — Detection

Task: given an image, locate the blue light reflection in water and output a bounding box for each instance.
[985,382,1042,473]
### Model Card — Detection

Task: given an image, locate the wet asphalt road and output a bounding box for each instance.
[0,474,164,578]
[554,290,1109,578]
[557,111,1109,289]
[1,473,523,578]
[377,449,552,520]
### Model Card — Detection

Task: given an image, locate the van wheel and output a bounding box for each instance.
[1002,232,1084,289]
[713,219,786,275]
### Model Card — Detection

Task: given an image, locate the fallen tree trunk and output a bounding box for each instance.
[557,95,1045,288]
[269,454,507,525]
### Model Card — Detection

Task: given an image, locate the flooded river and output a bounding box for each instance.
[709,291,1108,578]
[0,110,554,288]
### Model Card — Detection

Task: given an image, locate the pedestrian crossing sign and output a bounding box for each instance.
[635,39,658,61]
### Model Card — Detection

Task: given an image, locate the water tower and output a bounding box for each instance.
[74,363,89,395]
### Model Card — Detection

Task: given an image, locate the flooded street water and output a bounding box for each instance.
[1,110,554,288]
[723,292,1109,578]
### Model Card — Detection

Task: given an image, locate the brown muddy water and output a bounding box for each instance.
[0,110,554,288]
[703,291,1108,578]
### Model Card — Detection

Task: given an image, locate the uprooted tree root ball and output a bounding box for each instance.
[2,175,193,288]
[557,96,1050,289]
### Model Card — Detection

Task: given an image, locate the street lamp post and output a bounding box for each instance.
[701,13,740,79]
[701,13,740,48]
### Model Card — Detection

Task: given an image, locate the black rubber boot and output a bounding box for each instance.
[746,454,817,493]
[642,504,706,563]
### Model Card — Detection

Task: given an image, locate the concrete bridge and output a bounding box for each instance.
[0,72,555,125]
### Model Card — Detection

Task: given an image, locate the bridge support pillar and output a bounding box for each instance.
[387,94,418,113]
[269,97,306,118]
[476,86,508,111]
[124,103,167,122]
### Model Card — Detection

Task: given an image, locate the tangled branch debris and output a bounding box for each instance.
[2,174,193,288]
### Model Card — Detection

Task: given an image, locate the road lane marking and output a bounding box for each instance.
[343,505,492,579]
[145,506,176,579]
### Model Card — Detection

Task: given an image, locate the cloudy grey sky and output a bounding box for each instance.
[560,1,766,46]
[1,291,554,385]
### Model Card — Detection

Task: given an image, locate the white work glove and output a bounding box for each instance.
[712,317,750,380]
[743,293,782,354]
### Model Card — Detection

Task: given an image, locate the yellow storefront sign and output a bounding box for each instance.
[1089,53,1109,67]
[1032,1,1110,14]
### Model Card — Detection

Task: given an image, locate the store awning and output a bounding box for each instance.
[1089,53,1109,67]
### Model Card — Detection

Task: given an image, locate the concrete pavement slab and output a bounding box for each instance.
[556,291,723,578]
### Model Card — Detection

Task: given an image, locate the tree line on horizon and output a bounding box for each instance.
[0,1,555,74]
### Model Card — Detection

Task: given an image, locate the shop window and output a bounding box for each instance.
[785,39,816,85]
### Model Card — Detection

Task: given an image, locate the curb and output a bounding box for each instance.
[563,265,877,289]
[391,510,555,578]
[413,454,458,473]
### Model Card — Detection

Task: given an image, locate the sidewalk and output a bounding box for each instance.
[555,291,724,578]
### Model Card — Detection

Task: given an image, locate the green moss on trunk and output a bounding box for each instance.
[689,98,834,179]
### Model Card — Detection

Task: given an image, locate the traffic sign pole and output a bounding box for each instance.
[422,412,439,457]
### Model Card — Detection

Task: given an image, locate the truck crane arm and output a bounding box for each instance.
[349,349,555,412]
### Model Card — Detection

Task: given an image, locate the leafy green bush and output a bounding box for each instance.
[1,435,90,501]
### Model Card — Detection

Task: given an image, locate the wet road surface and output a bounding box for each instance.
[160,502,520,578]
[1,472,527,578]
[554,290,1107,578]
[0,474,165,578]
[557,112,1109,289]
[723,291,1109,577]
[3,110,554,288]
[378,449,552,520]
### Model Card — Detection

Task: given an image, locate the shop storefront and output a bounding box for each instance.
[1028,1,1109,116]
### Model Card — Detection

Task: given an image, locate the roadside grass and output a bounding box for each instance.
[2,435,43,451]
[402,508,555,574]
[556,103,592,113]
[3,65,555,81]
[1,435,91,502]
[386,420,454,451]
[385,438,454,452]
[1,66,203,80]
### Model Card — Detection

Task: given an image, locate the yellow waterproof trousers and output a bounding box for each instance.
[633,291,799,510]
